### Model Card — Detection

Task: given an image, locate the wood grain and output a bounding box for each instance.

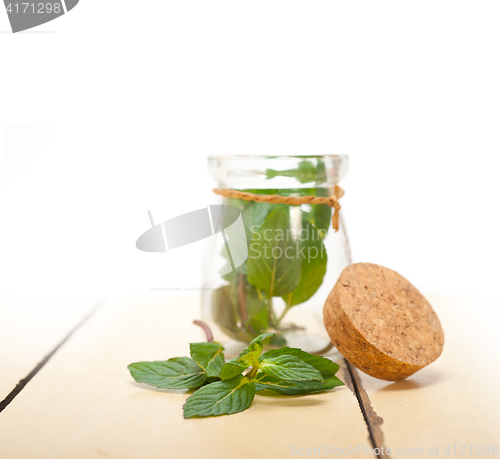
[0,292,373,459]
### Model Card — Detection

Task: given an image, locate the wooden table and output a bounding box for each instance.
[0,293,498,458]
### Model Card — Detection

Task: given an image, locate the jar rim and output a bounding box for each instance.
[208,154,349,188]
[208,154,348,161]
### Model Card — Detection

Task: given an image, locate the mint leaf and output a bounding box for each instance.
[128,357,206,389]
[225,273,269,339]
[211,279,271,344]
[245,284,269,335]
[189,342,225,378]
[237,332,274,367]
[301,186,332,237]
[228,198,270,243]
[269,334,287,348]
[211,284,254,343]
[254,375,344,395]
[283,220,327,307]
[221,358,247,380]
[259,354,323,382]
[259,347,340,380]
[183,375,255,418]
[265,160,327,184]
[247,207,301,298]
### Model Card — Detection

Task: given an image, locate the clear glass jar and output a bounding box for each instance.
[201,155,350,356]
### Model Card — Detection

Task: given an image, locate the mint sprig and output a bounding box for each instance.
[128,328,344,419]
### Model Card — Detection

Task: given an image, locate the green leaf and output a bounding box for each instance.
[189,342,225,378]
[227,193,288,253]
[128,357,206,390]
[213,273,270,343]
[245,284,269,334]
[211,284,238,336]
[237,333,275,367]
[211,285,254,343]
[247,207,301,298]
[259,354,324,382]
[247,306,269,335]
[259,347,339,380]
[292,376,344,391]
[300,184,332,239]
[254,375,344,395]
[183,375,255,418]
[308,193,332,238]
[230,198,271,242]
[265,160,327,184]
[239,190,291,230]
[221,358,247,380]
[225,273,269,338]
[283,220,327,307]
[269,334,287,348]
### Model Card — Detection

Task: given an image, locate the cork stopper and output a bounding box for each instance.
[323,263,444,381]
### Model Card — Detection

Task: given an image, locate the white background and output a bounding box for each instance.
[1,1,499,298]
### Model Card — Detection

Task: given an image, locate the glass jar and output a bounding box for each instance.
[201,155,350,356]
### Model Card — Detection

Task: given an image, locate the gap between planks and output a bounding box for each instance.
[0,298,389,459]
[344,359,391,458]
[0,300,103,414]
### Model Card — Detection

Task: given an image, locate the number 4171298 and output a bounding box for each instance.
[444,445,498,455]
[5,3,62,14]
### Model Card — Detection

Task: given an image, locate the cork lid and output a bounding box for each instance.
[324,263,444,381]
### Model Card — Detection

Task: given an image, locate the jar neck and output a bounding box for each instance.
[208,155,349,190]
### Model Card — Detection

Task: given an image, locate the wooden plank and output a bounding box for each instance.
[0,295,98,401]
[356,294,500,457]
[0,292,374,459]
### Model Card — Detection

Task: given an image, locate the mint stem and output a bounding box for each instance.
[193,320,213,342]
[266,294,276,327]
[276,305,290,325]
[247,366,260,380]
[238,274,254,334]
[276,294,292,325]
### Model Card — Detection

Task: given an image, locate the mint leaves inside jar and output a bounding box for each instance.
[212,183,332,346]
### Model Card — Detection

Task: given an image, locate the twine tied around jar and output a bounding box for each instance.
[212,185,345,232]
